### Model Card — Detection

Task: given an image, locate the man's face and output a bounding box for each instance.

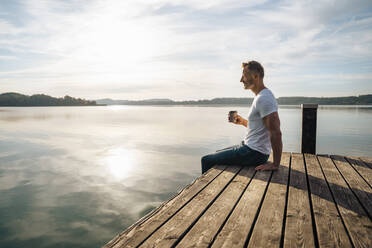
[240,68,256,90]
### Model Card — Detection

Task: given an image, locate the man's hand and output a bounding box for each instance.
[255,161,279,171]
[227,114,247,127]
[233,115,245,125]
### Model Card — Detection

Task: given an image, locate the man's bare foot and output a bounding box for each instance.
[255,162,279,171]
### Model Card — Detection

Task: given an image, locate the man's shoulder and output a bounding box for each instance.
[261,88,274,96]
[257,89,276,103]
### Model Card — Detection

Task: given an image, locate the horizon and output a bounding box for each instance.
[1,1,372,100]
[94,93,372,101]
[1,91,372,102]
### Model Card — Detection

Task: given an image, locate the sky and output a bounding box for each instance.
[0,0,372,100]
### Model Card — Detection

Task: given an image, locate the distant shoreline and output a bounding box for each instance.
[96,94,372,106]
[1,92,371,106]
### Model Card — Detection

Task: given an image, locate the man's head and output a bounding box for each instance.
[240,61,264,91]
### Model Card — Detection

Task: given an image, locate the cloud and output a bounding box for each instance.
[0,55,17,60]
[0,0,371,99]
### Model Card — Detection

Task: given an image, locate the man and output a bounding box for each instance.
[201,60,282,174]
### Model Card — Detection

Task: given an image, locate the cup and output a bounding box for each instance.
[228,111,238,123]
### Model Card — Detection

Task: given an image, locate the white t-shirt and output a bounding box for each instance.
[243,88,278,155]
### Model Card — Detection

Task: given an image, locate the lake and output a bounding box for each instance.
[0,105,371,247]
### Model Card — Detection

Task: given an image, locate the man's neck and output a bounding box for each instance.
[251,83,266,95]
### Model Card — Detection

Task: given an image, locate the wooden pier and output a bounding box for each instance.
[104,152,372,248]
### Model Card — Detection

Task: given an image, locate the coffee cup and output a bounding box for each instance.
[228,111,237,122]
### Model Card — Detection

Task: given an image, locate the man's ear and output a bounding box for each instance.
[253,72,258,79]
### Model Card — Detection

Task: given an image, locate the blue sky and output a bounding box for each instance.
[0,0,372,100]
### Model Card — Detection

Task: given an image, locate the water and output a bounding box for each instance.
[0,105,371,247]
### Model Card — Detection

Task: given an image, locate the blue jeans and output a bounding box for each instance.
[201,143,269,174]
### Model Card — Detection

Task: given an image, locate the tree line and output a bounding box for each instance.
[0,93,97,106]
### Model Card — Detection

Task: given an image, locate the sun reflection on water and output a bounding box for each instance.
[102,147,136,179]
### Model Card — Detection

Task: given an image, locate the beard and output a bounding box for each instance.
[243,81,254,89]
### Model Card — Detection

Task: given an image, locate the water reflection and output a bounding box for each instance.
[103,147,136,179]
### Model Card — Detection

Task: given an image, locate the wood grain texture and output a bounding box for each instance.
[247,152,290,248]
[345,156,372,187]
[139,166,241,248]
[318,155,372,248]
[331,155,372,219]
[305,153,351,247]
[211,168,272,247]
[284,153,315,248]
[176,166,256,248]
[104,165,226,248]
[359,157,372,169]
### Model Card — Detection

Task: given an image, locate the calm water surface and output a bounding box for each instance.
[0,105,371,247]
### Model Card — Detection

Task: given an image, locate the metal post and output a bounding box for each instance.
[301,104,318,154]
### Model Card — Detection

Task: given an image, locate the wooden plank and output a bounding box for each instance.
[247,152,290,247]
[331,155,372,219]
[360,157,372,169]
[176,166,256,248]
[345,156,372,187]
[139,165,241,248]
[104,165,226,248]
[317,155,372,247]
[305,154,352,247]
[211,167,272,247]
[284,153,315,247]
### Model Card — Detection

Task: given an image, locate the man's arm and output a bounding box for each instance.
[255,111,282,171]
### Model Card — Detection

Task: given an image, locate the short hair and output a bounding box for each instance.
[242,61,264,78]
